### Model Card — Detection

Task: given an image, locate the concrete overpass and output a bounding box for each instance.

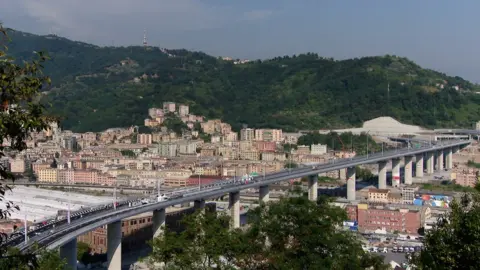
[10,140,468,270]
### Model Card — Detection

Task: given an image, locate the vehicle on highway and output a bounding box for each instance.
[157,194,169,202]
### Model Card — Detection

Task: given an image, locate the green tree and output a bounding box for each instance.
[25,166,37,182]
[162,113,188,136]
[147,193,387,270]
[76,241,91,264]
[146,210,240,269]
[410,193,480,269]
[0,26,52,181]
[245,194,387,269]
[0,24,53,266]
[0,246,66,270]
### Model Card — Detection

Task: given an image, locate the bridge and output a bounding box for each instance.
[8,140,469,269]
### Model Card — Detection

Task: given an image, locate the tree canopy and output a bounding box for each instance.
[410,192,480,269]
[0,24,60,269]
[4,29,480,132]
[146,193,388,270]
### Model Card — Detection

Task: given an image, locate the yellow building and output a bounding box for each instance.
[38,168,58,183]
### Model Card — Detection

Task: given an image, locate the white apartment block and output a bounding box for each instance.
[310,144,327,155]
[179,104,189,117]
[179,141,198,155]
[254,129,283,142]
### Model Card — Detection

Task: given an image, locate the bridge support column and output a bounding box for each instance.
[347,167,356,201]
[59,238,77,270]
[426,152,434,174]
[229,191,240,229]
[378,161,387,189]
[415,154,424,178]
[392,158,401,187]
[339,168,346,180]
[404,156,413,185]
[307,175,318,202]
[107,221,122,270]
[437,150,444,171]
[446,148,453,170]
[259,185,270,203]
[194,199,206,210]
[152,208,166,238]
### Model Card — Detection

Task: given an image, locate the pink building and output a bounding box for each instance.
[137,134,152,145]
[163,102,176,113]
[254,141,276,152]
[346,204,423,234]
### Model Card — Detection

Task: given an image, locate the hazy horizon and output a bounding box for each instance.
[2,1,480,82]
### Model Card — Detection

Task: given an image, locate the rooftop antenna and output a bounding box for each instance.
[143,29,148,48]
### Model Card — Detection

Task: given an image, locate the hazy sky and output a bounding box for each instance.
[2,0,480,81]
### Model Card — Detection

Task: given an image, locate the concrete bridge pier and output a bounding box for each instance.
[107,221,122,270]
[404,156,413,185]
[152,208,166,238]
[307,175,318,202]
[437,150,444,171]
[392,158,401,187]
[446,148,453,170]
[378,161,387,189]
[194,199,206,210]
[259,185,270,203]
[415,154,424,178]
[347,167,356,201]
[59,238,77,270]
[426,152,434,174]
[229,191,240,229]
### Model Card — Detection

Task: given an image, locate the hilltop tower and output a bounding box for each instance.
[143,29,148,48]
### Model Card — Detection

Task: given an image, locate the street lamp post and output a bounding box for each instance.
[263,163,266,180]
[198,174,201,191]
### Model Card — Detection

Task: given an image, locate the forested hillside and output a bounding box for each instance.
[6,29,480,132]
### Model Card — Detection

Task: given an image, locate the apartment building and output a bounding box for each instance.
[137,134,153,145]
[240,128,255,141]
[254,141,276,152]
[296,146,310,155]
[148,108,164,118]
[261,152,286,162]
[158,142,178,157]
[38,168,58,182]
[239,150,260,161]
[367,188,402,204]
[347,204,427,234]
[201,120,231,135]
[400,187,419,204]
[178,104,189,116]
[311,144,327,155]
[224,132,238,142]
[163,102,176,113]
[58,169,75,184]
[455,167,479,187]
[254,129,283,142]
[9,158,25,173]
[178,140,198,155]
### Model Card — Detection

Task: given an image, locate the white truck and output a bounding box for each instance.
[157,194,170,202]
